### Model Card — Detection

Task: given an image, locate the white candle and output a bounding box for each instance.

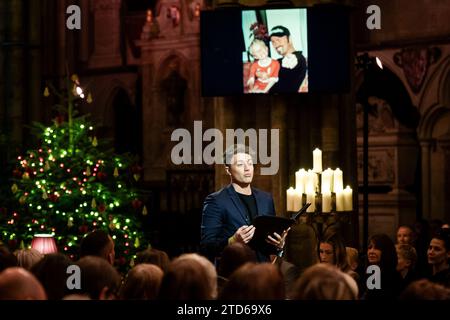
[286,187,295,212]
[313,148,322,173]
[293,188,303,212]
[306,191,316,212]
[321,168,333,194]
[343,186,353,211]
[313,172,319,191]
[336,190,345,212]
[333,168,343,193]
[295,169,306,194]
[306,170,316,193]
[322,191,332,213]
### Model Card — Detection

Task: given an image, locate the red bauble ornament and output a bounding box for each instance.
[8,239,18,250]
[131,199,143,209]
[79,225,89,234]
[48,193,59,202]
[54,115,65,126]
[98,203,106,213]
[12,169,22,178]
[118,256,126,265]
[97,172,107,180]
[131,164,143,174]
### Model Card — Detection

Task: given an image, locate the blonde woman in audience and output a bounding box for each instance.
[346,246,359,272]
[120,264,163,300]
[219,262,285,300]
[15,248,43,270]
[396,244,418,291]
[158,253,217,300]
[290,263,358,300]
[135,248,170,273]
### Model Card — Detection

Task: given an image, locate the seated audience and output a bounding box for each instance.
[219,263,285,300]
[76,256,121,299]
[0,245,18,272]
[427,228,450,287]
[158,253,217,300]
[15,248,43,271]
[31,253,73,300]
[318,233,359,281]
[119,264,163,300]
[290,263,358,300]
[217,242,257,278]
[79,230,115,265]
[0,267,47,300]
[361,234,403,300]
[346,246,360,273]
[135,248,170,273]
[396,244,418,291]
[400,279,450,300]
[396,225,415,246]
[216,243,257,296]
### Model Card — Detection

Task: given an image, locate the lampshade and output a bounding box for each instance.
[31,234,58,254]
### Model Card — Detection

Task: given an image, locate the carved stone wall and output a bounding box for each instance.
[356,95,419,240]
[359,44,450,238]
[137,0,208,182]
[88,0,123,68]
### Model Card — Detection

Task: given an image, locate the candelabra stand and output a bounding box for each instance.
[288,172,353,241]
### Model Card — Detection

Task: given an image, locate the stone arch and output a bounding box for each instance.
[356,63,420,129]
[438,57,450,108]
[100,85,140,155]
[355,62,421,235]
[156,52,190,128]
[417,60,450,220]
[156,51,190,83]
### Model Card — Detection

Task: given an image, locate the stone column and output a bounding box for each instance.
[420,139,431,220]
[89,0,122,68]
[270,98,287,217]
[56,0,67,77]
[28,0,42,124]
[8,0,25,145]
[339,92,359,248]
[436,136,450,220]
[214,97,234,189]
[79,0,90,62]
[321,95,340,168]
[0,0,5,127]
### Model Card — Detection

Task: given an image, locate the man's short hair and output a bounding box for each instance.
[79,230,112,259]
[269,25,290,38]
[223,144,256,166]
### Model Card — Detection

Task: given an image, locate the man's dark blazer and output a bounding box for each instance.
[200,184,275,262]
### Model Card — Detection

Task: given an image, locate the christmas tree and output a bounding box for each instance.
[2,75,147,269]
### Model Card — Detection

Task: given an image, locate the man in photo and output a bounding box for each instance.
[269,25,307,93]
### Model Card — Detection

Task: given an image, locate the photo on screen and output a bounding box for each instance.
[242,8,308,94]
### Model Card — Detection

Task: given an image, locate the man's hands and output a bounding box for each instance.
[229,225,255,244]
[266,227,291,249]
[229,226,290,250]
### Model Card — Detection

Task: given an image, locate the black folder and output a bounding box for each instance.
[249,203,311,255]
